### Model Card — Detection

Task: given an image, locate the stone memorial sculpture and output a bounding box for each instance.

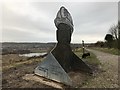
[35,6,92,86]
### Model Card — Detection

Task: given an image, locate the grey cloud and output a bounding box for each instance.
[3,7,55,33]
[2,2,118,43]
[73,2,117,27]
[3,27,55,42]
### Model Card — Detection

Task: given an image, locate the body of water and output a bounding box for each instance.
[19,52,47,57]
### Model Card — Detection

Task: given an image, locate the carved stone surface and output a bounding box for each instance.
[35,6,92,86]
[54,6,73,33]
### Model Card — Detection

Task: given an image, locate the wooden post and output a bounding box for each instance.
[82,40,85,54]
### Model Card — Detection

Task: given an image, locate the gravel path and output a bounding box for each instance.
[82,49,119,88]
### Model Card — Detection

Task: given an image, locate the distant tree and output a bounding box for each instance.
[118,21,120,49]
[109,24,118,41]
[105,34,113,41]
[105,34,113,48]
[94,41,104,47]
[108,22,120,49]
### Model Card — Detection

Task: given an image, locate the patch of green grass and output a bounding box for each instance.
[93,47,120,55]
[73,48,83,56]
[84,52,100,66]
[74,48,100,66]
[74,48,101,87]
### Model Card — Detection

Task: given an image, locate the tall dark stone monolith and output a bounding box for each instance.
[51,6,92,73]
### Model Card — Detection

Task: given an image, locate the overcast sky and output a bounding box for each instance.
[1,1,118,43]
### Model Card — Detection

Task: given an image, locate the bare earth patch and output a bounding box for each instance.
[2,49,119,88]
[2,54,53,88]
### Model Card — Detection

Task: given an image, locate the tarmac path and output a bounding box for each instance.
[82,49,119,88]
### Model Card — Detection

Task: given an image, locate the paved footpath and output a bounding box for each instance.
[82,49,119,88]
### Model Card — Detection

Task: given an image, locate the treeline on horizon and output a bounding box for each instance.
[1,42,95,45]
[1,42,83,55]
[95,21,120,50]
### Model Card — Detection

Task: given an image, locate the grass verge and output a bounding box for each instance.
[73,48,101,87]
[92,47,120,55]
[74,48,100,66]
